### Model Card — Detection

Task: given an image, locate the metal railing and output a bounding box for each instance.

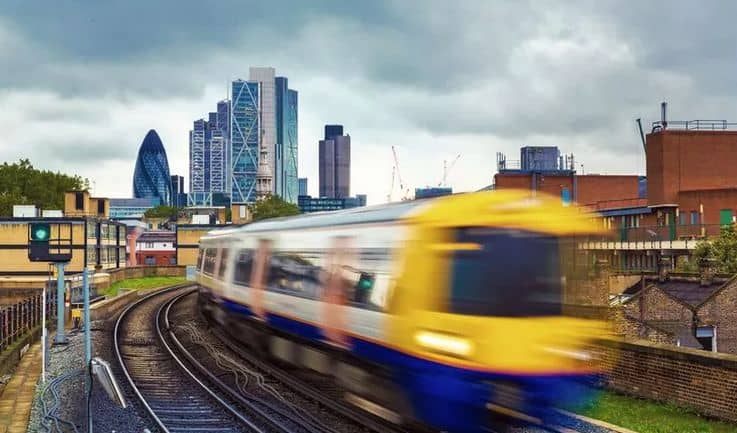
[652,119,737,131]
[585,224,726,243]
[0,290,57,352]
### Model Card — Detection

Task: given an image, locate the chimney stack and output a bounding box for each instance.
[658,256,671,283]
[699,257,717,287]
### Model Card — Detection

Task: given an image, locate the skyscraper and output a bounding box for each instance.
[275,76,299,203]
[319,125,351,198]
[133,129,171,205]
[230,79,260,204]
[170,175,185,207]
[298,178,308,196]
[188,102,229,206]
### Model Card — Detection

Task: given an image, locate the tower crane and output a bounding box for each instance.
[438,154,461,187]
[391,145,410,201]
[387,165,395,203]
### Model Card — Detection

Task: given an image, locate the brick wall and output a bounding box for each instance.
[697,279,737,354]
[622,285,694,324]
[597,339,737,422]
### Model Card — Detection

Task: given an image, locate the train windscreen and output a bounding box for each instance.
[448,228,562,316]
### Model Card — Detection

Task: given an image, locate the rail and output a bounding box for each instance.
[651,119,737,131]
[0,291,57,352]
[582,224,727,243]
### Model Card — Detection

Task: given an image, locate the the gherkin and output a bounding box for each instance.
[133,129,172,205]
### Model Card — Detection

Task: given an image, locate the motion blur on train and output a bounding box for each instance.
[195,190,609,433]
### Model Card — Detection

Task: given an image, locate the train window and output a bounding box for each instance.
[447,228,561,317]
[267,251,324,298]
[346,249,394,311]
[202,248,217,275]
[234,249,254,285]
[218,248,230,279]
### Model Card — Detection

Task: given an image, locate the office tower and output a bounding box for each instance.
[188,105,229,206]
[133,129,172,205]
[230,79,261,203]
[319,125,350,198]
[298,178,308,196]
[275,76,299,203]
[170,175,186,207]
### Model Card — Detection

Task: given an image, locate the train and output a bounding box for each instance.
[195,190,609,433]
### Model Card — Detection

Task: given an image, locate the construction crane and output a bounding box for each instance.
[387,165,395,203]
[438,154,461,187]
[391,145,410,201]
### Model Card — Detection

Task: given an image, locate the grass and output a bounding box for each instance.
[571,391,737,433]
[103,276,187,297]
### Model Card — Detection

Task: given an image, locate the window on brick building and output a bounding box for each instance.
[696,326,716,352]
[690,211,698,225]
[679,212,686,225]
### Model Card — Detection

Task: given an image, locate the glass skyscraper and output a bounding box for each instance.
[189,100,230,206]
[133,129,172,205]
[230,79,261,204]
[275,77,299,203]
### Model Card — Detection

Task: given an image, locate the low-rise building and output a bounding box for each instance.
[135,231,176,266]
[298,194,367,213]
[0,191,126,287]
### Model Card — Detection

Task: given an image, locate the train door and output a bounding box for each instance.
[322,236,353,347]
[250,238,272,320]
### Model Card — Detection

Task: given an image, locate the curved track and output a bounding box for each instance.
[114,286,261,433]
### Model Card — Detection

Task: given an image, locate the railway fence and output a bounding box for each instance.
[0,290,57,353]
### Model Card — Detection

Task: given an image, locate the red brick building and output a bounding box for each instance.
[495,116,737,271]
[135,230,176,266]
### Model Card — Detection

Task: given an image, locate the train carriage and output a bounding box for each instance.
[196,191,609,433]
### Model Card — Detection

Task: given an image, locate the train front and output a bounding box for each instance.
[387,191,611,433]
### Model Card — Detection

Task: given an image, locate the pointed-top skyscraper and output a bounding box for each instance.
[133,129,172,205]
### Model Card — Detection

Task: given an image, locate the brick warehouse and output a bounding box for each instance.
[496,112,737,272]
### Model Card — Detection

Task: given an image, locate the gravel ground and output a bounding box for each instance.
[27,321,154,433]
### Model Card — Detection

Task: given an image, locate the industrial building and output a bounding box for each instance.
[496,109,737,271]
[0,191,126,281]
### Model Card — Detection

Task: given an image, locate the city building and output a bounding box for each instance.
[170,175,186,207]
[415,187,453,199]
[298,194,366,213]
[0,191,126,279]
[230,79,261,204]
[135,230,176,266]
[109,197,160,219]
[319,124,351,198]
[275,76,299,203]
[133,129,172,205]
[188,103,229,207]
[298,178,308,196]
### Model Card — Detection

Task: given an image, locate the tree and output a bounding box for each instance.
[249,195,301,221]
[144,205,181,220]
[679,226,737,274]
[711,225,737,274]
[0,159,88,216]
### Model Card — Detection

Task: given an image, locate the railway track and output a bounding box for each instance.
[113,284,599,433]
[114,285,254,432]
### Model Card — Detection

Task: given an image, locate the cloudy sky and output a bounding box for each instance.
[1,1,735,204]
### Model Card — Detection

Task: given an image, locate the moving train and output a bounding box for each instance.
[196,190,608,433]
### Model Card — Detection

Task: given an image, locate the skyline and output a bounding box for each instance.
[3,1,737,204]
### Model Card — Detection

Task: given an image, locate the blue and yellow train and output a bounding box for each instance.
[196,191,608,432]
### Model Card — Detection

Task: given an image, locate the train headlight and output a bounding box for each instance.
[541,346,592,361]
[415,331,473,357]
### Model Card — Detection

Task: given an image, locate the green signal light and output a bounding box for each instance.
[358,278,373,290]
[31,223,51,241]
